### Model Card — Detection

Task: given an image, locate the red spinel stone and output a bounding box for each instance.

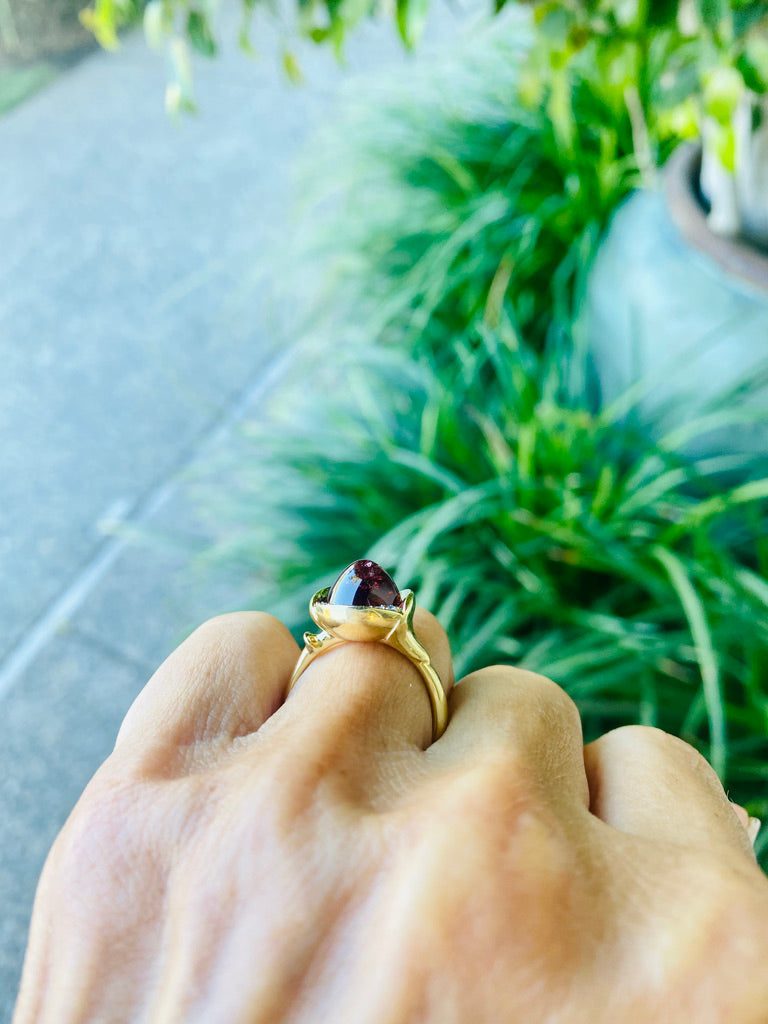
[328,560,401,608]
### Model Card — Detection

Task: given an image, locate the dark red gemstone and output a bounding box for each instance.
[328,560,401,608]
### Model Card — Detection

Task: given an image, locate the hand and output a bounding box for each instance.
[14,609,768,1023]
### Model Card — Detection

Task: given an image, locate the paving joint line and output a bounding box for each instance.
[65,625,159,678]
[0,345,297,702]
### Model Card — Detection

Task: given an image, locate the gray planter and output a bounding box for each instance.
[584,144,768,457]
[0,0,93,63]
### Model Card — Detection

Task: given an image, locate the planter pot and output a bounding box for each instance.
[584,144,768,457]
[0,0,93,63]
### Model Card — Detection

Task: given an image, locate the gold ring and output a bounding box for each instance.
[286,560,448,741]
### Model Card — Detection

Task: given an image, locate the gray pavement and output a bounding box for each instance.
[0,17,327,668]
[0,5,468,1015]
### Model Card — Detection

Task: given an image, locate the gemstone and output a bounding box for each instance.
[328,560,401,609]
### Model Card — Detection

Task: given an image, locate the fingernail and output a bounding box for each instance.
[748,817,762,846]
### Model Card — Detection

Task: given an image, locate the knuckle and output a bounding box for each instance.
[191,611,293,661]
[595,725,716,777]
[496,664,576,702]
[636,855,768,1013]
[421,749,538,831]
[239,742,339,832]
[688,861,768,970]
[509,666,577,705]
[184,613,245,662]
[462,749,541,814]
[425,749,576,872]
[196,609,278,634]
[526,671,583,736]
[457,666,582,734]
[43,774,147,902]
[391,758,581,966]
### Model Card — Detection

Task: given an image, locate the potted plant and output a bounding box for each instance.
[526,0,768,451]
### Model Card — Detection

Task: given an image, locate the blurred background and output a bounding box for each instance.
[2,0,768,1013]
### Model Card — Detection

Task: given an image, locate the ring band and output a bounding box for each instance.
[286,560,448,741]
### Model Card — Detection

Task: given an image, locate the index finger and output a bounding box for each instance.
[114,612,299,761]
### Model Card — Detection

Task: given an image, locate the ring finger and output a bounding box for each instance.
[429,666,590,815]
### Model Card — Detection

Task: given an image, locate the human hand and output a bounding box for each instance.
[14,609,768,1023]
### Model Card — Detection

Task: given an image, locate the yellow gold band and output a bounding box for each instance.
[286,588,448,742]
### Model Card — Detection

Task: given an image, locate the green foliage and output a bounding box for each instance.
[187,10,217,56]
[79,0,768,186]
[79,0,144,50]
[199,324,768,864]
[517,0,768,179]
[78,0,426,94]
[284,14,649,358]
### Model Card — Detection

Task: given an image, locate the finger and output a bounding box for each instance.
[115,612,299,755]
[584,725,757,861]
[729,801,762,846]
[283,606,453,752]
[428,666,590,813]
[728,803,762,846]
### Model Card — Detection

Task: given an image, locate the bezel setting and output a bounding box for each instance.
[310,588,416,642]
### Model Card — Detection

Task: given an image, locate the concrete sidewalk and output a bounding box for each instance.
[0,7,467,1013]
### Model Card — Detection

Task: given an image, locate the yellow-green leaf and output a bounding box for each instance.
[282,50,304,84]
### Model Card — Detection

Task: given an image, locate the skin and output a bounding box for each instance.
[13,608,768,1024]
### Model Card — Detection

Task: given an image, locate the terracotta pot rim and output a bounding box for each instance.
[663,143,768,298]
